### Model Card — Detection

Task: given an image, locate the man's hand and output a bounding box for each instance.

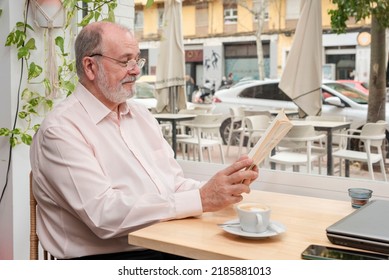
[199,156,259,212]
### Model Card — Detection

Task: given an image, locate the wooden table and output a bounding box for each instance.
[292,120,351,176]
[128,190,355,260]
[153,113,196,158]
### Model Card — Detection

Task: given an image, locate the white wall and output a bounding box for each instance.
[0,0,30,260]
[0,0,134,260]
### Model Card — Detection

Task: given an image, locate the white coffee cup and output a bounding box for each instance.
[236,202,271,233]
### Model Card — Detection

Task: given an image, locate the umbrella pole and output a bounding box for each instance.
[169,87,178,114]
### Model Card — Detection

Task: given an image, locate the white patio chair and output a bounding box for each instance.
[167,108,208,144]
[332,121,387,181]
[244,110,272,118]
[177,114,225,163]
[268,124,326,174]
[238,115,271,158]
[226,106,246,156]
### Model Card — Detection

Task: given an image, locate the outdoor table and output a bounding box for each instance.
[269,109,299,118]
[153,113,196,158]
[243,108,299,118]
[128,190,354,260]
[292,120,352,175]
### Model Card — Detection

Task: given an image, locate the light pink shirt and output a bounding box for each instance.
[30,84,203,259]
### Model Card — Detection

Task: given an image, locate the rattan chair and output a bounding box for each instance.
[30,172,54,260]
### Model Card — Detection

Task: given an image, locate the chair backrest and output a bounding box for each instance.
[30,172,39,260]
[30,172,52,260]
[229,106,245,122]
[279,124,317,149]
[361,121,387,149]
[192,104,215,113]
[243,115,271,131]
[244,110,272,118]
[192,114,223,127]
[191,114,224,139]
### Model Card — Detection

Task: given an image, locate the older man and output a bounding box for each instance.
[30,21,258,259]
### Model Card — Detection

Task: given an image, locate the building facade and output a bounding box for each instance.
[134,0,379,93]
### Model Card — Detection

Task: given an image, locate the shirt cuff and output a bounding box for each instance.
[173,189,203,219]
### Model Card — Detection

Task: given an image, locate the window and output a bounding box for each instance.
[134,10,144,29]
[224,7,237,24]
[238,83,291,101]
[158,8,164,28]
[253,2,269,22]
[286,0,301,19]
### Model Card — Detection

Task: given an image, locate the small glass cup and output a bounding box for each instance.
[348,188,373,209]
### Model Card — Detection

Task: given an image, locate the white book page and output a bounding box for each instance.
[246,110,293,169]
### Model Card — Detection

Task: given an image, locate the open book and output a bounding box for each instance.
[247,110,293,169]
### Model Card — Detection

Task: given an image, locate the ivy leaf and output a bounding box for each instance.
[32,124,40,133]
[18,111,28,119]
[16,21,25,28]
[24,38,36,50]
[21,88,33,101]
[25,23,34,31]
[15,30,26,47]
[146,0,154,8]
[21,133,33,146]
[5,32,15,46]
[55,36,65,54]
[28,62,43,80]
[45,99,54,109]
[11,128,21,135]
[94,11,101,22]
[107,10,115,22]
[43,78,51,93]
[79,12,94,27]
[28,108,38,115]
[29,97,40,107]
[17,47,29,60]
[10,136,18,147]
[0,128,11,136]
[62,80,76,93]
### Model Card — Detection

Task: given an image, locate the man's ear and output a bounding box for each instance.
[83,57,97,80]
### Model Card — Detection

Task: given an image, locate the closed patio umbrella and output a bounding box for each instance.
[279,0,322,117]
[155,0,187,113]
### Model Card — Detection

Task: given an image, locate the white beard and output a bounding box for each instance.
[96,63,135,104]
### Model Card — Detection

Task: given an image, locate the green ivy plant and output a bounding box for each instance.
[0,0,118,147]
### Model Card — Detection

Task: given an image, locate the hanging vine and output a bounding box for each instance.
[0,0,118,147]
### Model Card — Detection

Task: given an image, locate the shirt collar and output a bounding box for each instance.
[74,83,132,124]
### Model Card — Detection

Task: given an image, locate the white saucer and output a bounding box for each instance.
[219,219,286,239]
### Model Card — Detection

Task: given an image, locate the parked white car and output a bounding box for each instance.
[133,76,196,111]
[212,79,389,147]
[133,81,157,109]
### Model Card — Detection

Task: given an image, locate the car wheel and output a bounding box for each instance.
[220,118,243,146]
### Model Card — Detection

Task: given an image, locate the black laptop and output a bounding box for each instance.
[326,200,389,254]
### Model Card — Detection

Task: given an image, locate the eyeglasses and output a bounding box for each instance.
[90,54,146,70]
